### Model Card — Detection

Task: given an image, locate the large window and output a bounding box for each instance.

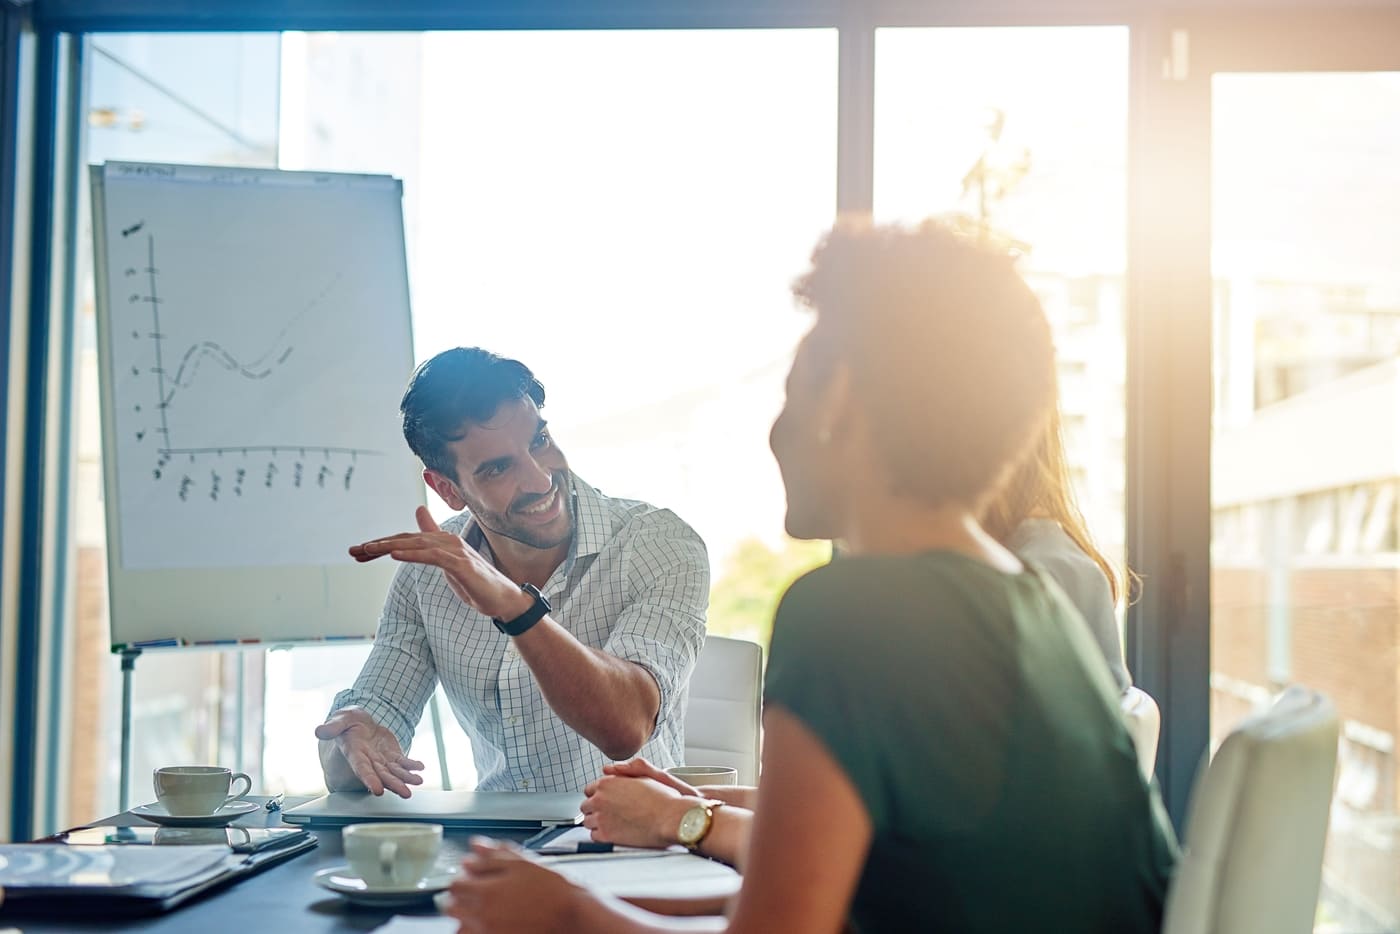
[69,29,836,825]
[1209,71,1400,932]
[18,10,1398,932]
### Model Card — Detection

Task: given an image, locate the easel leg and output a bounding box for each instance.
[234,650,246,775]
[118,647,141,812]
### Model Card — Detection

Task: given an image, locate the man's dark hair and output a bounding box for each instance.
[400,347,546,482]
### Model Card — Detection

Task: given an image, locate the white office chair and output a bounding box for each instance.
[1120,686,1162,781]
[683,636,763,785]
[1162,685,1339,934]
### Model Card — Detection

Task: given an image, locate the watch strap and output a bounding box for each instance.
[492,583,551,637]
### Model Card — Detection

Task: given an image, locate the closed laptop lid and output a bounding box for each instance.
[282,790,583,828]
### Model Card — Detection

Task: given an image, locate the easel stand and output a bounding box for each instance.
[118,646,142,812]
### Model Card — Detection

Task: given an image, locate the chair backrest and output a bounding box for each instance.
[1162,686,1339,934]
[683,636,763,785]
[1120,686,1162,781]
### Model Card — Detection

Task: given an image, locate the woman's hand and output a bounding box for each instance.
[445,837,587,934]
[602,757,702,796]
[605,757,758,809]
[581,772,694,849]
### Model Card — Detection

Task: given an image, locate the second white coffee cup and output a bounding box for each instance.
[153,766,253,817]
[343,822,443,888]
[667,765,739,786]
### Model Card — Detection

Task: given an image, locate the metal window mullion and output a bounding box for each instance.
[0,0,24,849]
[12,23,64,844]
[835,16,874,218]
[1124,20,1213,832]
[35,33,86,838]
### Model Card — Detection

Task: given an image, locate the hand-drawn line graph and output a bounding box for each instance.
[156,272,338,408]
[121,223,383,496]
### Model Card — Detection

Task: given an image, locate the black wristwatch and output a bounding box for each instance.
[492,582,551,637]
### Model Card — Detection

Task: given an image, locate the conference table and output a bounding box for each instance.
[10,796,737,932]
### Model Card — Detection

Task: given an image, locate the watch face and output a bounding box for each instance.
[678,805,710,845]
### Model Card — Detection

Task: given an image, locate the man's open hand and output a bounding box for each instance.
[315,706,425,797]
[349,507,532,620]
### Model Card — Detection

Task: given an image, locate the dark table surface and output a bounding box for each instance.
[4,796,517,932]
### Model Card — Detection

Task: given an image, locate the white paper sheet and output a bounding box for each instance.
[372,917,456,934]
[541,851,740,900]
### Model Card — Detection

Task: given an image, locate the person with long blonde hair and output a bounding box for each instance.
[984,404,1132,691]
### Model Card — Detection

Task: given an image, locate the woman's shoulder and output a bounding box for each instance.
[773,551,1020,653]
[766,553,1008,699]
[1008,518,1078,557]
[1009,520,1106,586]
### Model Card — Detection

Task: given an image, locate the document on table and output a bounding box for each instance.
[372,852,740,932]
[372,918,456,934]
[541,851,740,900]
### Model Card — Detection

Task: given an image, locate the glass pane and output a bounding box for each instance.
[1210,71,1400,933]
[874,26,1129,612]
[72,34,281,828]
[73,30,837,817]
[266,28,837,792]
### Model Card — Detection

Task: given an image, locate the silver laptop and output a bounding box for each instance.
[282,790,583,829]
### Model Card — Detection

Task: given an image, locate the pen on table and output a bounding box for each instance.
[265,791,286,812]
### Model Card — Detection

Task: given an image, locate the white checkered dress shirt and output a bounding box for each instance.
[332,473,709,793]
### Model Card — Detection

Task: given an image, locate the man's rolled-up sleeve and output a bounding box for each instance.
[603,510,710,734]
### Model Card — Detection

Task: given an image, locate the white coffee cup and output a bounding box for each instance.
[667,765,739,786]
[342,822,443,888]
[152,766,253,816]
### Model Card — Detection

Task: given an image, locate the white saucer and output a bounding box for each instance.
[131,799,260,827]
[313,865,458,907]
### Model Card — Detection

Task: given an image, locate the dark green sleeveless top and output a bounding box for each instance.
[764,552,1177,933]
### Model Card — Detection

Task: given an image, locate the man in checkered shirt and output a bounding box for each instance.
[316,347,709,795]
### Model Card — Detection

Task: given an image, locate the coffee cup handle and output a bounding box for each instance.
[379,841,398,883]
[223,772,253,808]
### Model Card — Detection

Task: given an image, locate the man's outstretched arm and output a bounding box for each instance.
[354,507,708,761]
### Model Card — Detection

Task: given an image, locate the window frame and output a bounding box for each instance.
[30,0,1384,842]
[1125,4,1400,827]
[0,0,28,846]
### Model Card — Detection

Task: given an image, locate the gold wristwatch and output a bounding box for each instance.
[676,798,724,851]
